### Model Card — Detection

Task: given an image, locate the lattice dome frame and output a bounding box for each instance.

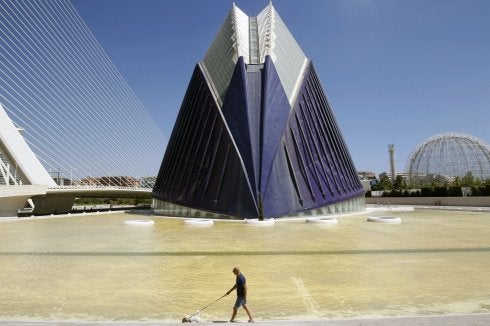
[406,133,490,183]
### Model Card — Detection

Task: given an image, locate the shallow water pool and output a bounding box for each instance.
[1,209,490,322]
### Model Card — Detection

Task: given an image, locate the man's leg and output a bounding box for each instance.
[230,307,238,322]
[243,304,254,322]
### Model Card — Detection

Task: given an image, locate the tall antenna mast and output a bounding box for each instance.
[388,144,396,185]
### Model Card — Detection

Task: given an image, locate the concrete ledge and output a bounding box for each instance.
[2,313,490,325]
[366,196,490,207]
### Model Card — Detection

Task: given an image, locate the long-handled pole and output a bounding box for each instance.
[189,293,228,317]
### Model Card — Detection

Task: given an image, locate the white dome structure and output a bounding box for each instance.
[406,133,490,183]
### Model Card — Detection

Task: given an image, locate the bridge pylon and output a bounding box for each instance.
[0,103,55,217]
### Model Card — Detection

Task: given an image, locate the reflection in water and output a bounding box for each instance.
[0,209,490,322]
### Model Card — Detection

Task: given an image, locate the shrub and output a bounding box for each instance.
[421,187,433,196]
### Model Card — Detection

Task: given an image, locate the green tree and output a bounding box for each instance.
[461,172,475,187]
[379,176,393,191]
[452,176,461,187]
[393,175,406,190]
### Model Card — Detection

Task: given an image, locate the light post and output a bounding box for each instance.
[70,167,78,186]
[49,169,61,185]
[14,163,18,184]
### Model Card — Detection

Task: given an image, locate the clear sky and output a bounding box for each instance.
[72,0,490,176]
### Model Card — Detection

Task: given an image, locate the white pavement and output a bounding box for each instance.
[2,313,490,326]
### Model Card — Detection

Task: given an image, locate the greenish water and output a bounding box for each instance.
[1,209,490,322]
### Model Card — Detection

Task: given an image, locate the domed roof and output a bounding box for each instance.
[406,133,490,181]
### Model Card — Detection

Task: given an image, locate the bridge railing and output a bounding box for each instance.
[47,185,152,192]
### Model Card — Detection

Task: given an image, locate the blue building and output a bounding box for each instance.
[153,3,364,219]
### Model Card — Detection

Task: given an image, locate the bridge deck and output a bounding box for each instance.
[46,186,152,198]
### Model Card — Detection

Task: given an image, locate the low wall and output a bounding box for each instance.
[366,196,490,207]
[31,195,75,215]
[0,185,48,217]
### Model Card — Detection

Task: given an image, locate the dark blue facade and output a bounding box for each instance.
[153,56,364,219]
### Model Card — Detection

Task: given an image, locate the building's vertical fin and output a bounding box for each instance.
[220,57,258,202]
[257,4,272,62]
[249,17,260,64]
[201,5,248,107]
[232,3,250,63]
[260,56,291,198]
[257,3,308,105]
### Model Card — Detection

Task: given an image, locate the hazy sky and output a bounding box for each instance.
[72,0,490,176]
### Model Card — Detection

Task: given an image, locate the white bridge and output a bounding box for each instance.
[0,0,166,217]
[0,100,154,217]
[46,185,152,197]
[1,184,153,217]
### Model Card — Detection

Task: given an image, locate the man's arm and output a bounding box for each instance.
[226,284,237,295]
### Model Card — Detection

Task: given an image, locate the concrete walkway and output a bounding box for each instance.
[3,313,490,326]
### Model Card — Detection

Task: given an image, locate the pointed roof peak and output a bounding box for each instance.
[202,1,307,105]
[231,1,275,17]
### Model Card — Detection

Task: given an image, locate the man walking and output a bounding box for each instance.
[226,266,254,322]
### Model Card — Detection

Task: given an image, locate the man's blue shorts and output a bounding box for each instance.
[234,297,247,308]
